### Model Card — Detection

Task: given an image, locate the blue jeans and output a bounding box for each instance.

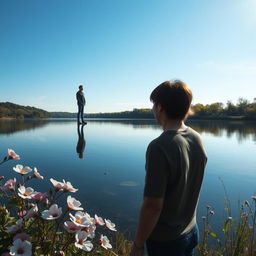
[146,225,199,256]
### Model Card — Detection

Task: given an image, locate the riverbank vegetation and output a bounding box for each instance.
[0,102,51,119]
[1,98,256,120]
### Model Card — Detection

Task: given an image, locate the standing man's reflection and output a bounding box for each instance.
[76,123,86,159]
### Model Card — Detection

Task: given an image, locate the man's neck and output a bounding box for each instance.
[162,120,186,131]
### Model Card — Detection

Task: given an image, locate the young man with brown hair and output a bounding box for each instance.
[130,80,207,256]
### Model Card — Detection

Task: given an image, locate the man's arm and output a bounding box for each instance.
[76,92,84,105]
[134,196,164,247]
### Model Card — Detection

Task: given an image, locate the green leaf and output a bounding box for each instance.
[223,219,230,234]
[209,231,218,239]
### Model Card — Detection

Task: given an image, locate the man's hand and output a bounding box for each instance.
[129,243,144,256]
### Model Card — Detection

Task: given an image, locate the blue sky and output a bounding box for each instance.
[0,0,255,113]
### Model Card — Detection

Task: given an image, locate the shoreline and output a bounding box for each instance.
[1,117,256,121]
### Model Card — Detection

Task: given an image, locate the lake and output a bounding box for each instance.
[0,119,255,238]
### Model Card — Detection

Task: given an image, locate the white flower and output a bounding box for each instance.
[6,219,22,234]
[63,221,81,233]
[24,205,38,220]
[94,214,105,226]
[33,167,44,179]
[13,165,32,175]
[67,196,83,211]
[50,178,64,191]
[69,211,90,227]
[83,212,95,227]
[82,224,96,239]
[41,204,62,220]
[18,186,36,199]
[8,149,20,160]
[75,231,93,252]
[100,234,112,249]
[10,239,32,256]
[105,219,117,231]
[62,180,78,192]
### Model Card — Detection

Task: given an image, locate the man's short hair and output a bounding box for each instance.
[79,85,83,89]
[150,80,193,120]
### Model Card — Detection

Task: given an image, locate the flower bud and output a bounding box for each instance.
[0,206,8,214]
[244,200,250,207]
[28,203,35,209]
[44,198,49,206]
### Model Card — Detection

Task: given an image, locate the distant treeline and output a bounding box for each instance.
[0,102,51,119]
[86,98,256,120]
[192,98,256,119]
[0,98,256,120]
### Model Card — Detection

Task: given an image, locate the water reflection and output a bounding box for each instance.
[0,119,50,135]
[76,124,86,159]
[0,119,255,143]
[187,120,256,142]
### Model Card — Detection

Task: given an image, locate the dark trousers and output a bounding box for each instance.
[146,225,199,256]
[77,104,84,122]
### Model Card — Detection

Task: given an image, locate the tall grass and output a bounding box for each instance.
[80,196,256,256]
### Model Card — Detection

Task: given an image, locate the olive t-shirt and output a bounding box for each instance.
[144,127,207,241]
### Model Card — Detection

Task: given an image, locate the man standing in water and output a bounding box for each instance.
[130,80,207,256]
[76,85,87,124]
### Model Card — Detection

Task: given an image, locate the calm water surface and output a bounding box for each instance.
[0,119,255,238]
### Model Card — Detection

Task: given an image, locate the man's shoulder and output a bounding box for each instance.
[185,127,204,143]
[147,135,164,153]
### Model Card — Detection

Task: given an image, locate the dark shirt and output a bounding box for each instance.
[76,90,86,106]
[144,127,207,241]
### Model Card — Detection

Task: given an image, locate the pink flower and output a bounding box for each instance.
[75,231,93,252]
[3,178,16,191]
[33,167,44,179]
[99,234,112,249]
[8,149,20,160]
[63,221,81,233]
[31,192,47,202]
[10,239,32,256]
[13,233,31,242]
[67,196,83,211]
[104,219,117,231]
[50,178,78,192]
[24,205,38,220]
[50,178,64,191]
[62,180,78,193]
[41,204,62,220]
[13,165,32,175]
[94,214,105,226]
